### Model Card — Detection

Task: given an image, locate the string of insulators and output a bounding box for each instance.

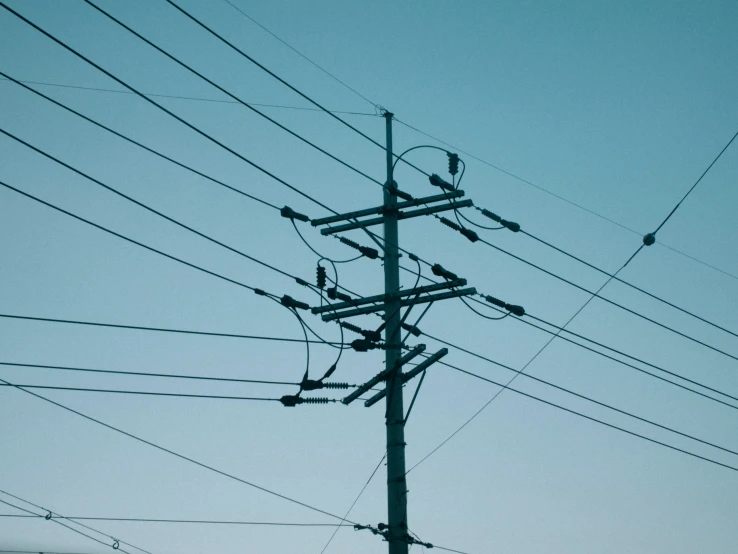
[447,152,459,176]
[300,379,351,391]
[279,394,334,407]
[280,205,310,222]
[327,287,352,302]
[338,236,379,259]
[316,265,327,289]
[483,295,526,317]
[438,216,479,242]
[340,321,382,342]
[386,180,414,201]
[351,339,388,352]
[478,208,521,232]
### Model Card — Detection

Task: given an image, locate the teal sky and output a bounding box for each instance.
[1,1,737,552]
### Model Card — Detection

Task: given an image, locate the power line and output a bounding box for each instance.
[0,314,344,346]
[406,359,738,474]
[0,513,354,526]
[0,382,282,401]
[83,0,386,190]
[0,361,300,386]
[0,379,357,524]
[395,117,738,282]
[218,0,380,110]
[0,76,376,115]
[0,495,143,554]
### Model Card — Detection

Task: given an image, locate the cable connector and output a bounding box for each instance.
[351,339,386,352]
[299,378,349,391]
[643,232,656,246]
[438,216,479,242]
[281,295,310,311]
[386,180,414,201]
[280,205,310,222]
[327,287,352,302]
[483,295,525,317]
[429,173,455,192]
[479,208,521,232]
[338,236,379,259]
[431,263,458,281]
[295,277,311,288]
[340,321,382,342]
[316,265,327,289]
[279,394,333,407]
[254,288,268,296]
[447,152,459,176]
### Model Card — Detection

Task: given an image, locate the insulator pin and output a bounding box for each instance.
[280,205,310,222]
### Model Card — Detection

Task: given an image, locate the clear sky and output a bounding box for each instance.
[1,1,737,552]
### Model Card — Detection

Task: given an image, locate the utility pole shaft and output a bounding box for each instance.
[383,111,409,554]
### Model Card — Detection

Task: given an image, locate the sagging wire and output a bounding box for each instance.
[292,220,362,263]
[458,295,510,321]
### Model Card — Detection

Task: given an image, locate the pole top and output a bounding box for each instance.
[380,108,394,119]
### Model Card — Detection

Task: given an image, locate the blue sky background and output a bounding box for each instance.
[1,1,737,552]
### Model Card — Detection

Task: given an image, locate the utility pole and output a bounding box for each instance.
[382,111,408,553]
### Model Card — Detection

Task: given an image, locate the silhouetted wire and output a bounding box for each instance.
[407,360,738,474]
[393,117,738,282]
[319,454,386,554]
[476,236,738,363]
[0,71,280,211]
[160,0,428,177]
[458,296,509,321]
[82,1,386,190]
[0,361,299,386]
[0,314,345,346]
[0,379,356,523]
[0,382,281,401]
[0,498,137,554]
[218,0,380,110]
[654,129,738,234]
[0,513,353,526]
[0,76,376,115]
[0,127,317,287]
[293,221,362,264]
[519,228,738,339]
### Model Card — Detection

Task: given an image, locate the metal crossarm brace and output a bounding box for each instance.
[321,287,477,322]
[341,345,426,405]
[311,278,468,315]
[311,190,465,227]
[363,348,449,407]
[320,199,474,235]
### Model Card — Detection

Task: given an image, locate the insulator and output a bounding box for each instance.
[339,236,361,250]
[351,339,377,352]
[387,180,414,201]
[483,295,525,317]
[401,322,422,337]
[280,205,310,222]
[479,208,520,232]
[480,208,502,223]
[643,232,656,246]
[280,394,333,407]
[447,152,459,175]
[300,397,333,404]
[408,253,419,262]
[316,265,327,289]
[431,263,458,281]
[439,217,462,232]
[340,321,363,334]
[429,173,455,192]
[335,291,352,302]
[322,382,351,390]
[281,295,310,311]
[338,236,379,259]
[483,295,506,308]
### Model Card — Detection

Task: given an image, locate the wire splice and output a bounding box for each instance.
[479,208,520,232]
[279,394,333,407]
[281,295,310,311]
[401,322,422,337]
[643,232,656,246]
[447,152,459,176]
[280,205,310,222]
[483,295,525,317]
[338,236,379,259]
[254,288,268,296]
[316,265,327,289]
[438,216,479,242]
[431,263,458,281]
[428,173,455,192]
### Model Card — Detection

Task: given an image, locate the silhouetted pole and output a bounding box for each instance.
[383,111,409,554]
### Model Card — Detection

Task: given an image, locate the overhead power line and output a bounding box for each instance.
[0,314,344,346]
[1,379,357,524]
[0,513,353,526]
[0,76,377,115]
